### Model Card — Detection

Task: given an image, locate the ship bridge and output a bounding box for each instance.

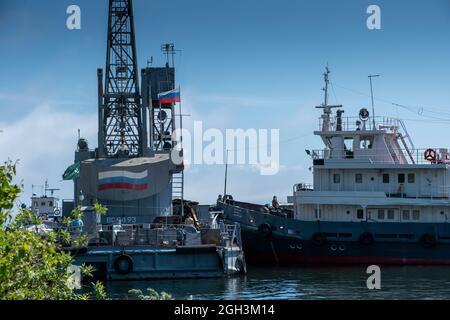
[294,67,450,225]
[312,111,450,167]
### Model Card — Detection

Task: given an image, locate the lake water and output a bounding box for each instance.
[104,265,450,300]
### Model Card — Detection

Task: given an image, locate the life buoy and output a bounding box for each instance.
[424,148,436,162]
[258,223,272,237]
[419,234,436,248]
[114,254,133,275]
[311,232,327,246]
[359,232,374,245]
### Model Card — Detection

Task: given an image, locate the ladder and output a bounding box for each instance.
[172,171,184,202]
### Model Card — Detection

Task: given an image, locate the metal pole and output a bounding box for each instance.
[224,150,229,198]
[179,86,184,217]
[368,74,380,130]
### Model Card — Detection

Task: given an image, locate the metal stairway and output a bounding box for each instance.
[172,171,184,202]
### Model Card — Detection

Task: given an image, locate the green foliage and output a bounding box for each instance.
[71,206,84,220]
[93,203,108,216]
[92,281,109,300]
[0,161,99,300]
[0,161,170,300]
[127,288,173,300]
[0,161,21,229]
[0,215,88,299]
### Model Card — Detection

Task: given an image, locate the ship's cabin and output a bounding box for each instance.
[31,195,61,219]
[294,106,450,224]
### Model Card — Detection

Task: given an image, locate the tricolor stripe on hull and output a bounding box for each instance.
[98,170,148,191]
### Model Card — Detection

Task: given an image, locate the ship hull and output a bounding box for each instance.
[240,229,450,265]
[217,200,450,266]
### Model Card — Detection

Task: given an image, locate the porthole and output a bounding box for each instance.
[296,244,303,250]
[339,245,346,251]
[289,244,295,249]
[330,244,337,251]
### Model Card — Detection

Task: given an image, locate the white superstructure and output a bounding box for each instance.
[294,68,450,225]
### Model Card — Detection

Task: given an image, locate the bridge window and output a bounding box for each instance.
[382,174,389,183]
[333,174,340,183]
[377,209,385,220]
[359,136,374,149]
[355,173,363,183]
[398,173,405,184]
[408,173,415,183]
[344,138,354,158]
[412,210,420,220]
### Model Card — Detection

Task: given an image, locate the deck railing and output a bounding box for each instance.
[318,116,400,132]
[310,147,450,165]
[86,222,242,247]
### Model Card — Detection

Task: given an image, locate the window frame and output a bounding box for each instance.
[402,209,410,220]
[387,209,395,220]
[356,209,364,219]
[314,208,322,219]
[355,173,363,184]
[412,210,420,221]
[333,173,341,184]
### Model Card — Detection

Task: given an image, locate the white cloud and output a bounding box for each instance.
[0,102,97,207]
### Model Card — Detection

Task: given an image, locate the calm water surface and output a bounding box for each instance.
[104,265,450,300]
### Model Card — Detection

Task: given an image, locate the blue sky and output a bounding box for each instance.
[1,0,450,206]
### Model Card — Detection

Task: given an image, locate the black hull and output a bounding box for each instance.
[216,200,450,266]
[241,228,450,265]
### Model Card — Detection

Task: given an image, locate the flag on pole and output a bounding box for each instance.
[157,88,180,104]
[62,162,80,180]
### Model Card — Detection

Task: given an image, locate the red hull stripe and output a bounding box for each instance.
[246,254,450,265]
[98,182,148,191]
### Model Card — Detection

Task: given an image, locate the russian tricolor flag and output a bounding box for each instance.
[157,88,180,104]
[98,170,148,191]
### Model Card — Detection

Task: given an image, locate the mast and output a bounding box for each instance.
[98,0,145,158]
[368,74,380,130]
[323,65,330,106]
[316,65,342,131]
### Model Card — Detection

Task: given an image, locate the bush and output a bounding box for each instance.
[0,161,106,300]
